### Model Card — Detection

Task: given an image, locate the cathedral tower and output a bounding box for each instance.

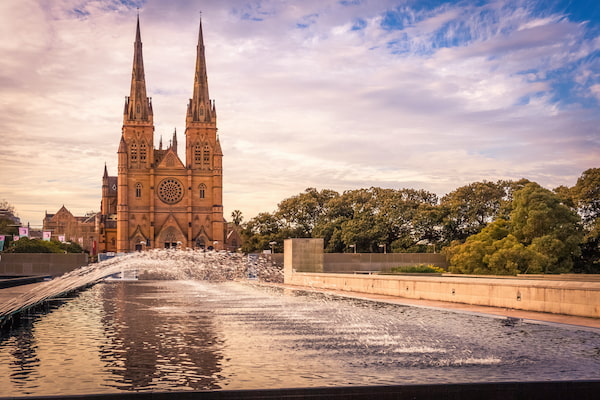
[100,16,227,253]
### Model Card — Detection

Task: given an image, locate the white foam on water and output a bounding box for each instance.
[0,249,282,322]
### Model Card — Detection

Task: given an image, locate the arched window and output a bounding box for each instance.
[135,183,142,198]
[194,143,202,163]
[140,142,147,161]
[199,183,206,199]
[130,142,137,161]
[203,145,210,165]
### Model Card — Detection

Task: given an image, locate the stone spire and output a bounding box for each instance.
[124,15,153,123]
[172,128,178,154]
[187,16,216,124]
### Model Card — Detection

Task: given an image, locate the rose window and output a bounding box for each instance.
[157,178,184,204]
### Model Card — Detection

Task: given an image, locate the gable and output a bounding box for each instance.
[156,149,185,169]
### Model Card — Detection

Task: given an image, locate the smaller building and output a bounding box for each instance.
[43,206,99,254]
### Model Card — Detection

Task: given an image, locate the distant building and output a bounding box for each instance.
[98,17,237,253]
[43,206,98,253]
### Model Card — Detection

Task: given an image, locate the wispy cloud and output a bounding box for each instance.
[0,0,598,226]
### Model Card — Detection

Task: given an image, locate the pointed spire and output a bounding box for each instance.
[159,135,163,150]
[118,135,127,153]
[125,15,153,123]
[172,128,178,154]
[187,15,215,124]
[214,135,223,156]
[103,163,108,178]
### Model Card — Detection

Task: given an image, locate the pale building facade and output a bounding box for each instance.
[43,206,98,253]
[99,17,228,253]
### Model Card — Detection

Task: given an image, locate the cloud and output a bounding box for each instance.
[0,0,598,226]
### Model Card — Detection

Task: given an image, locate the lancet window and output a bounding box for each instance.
[135,183,142,198]
[130,142,138,161]
[203,145,210,165]
[199,183,206,199]
[194,143,202,164]
[140,142,147,161]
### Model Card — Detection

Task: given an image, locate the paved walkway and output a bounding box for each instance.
[277,283,600,330]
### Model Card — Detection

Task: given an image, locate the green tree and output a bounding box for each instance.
[5,238,84,253]
[440,181,507,243]
[569,168,600,272]
[276,188,339,238]
[0,199,20,237]
[231,209,244,226]
[446,183,582,275]
[240,212,286,253]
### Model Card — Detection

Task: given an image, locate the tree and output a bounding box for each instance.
[276,188,339,238]
[446,183,582,274]
[440,181,507,243]
[0,199,20,236]
[240,212,285,253]
[569,168,600,272]
[231,210,244,226]
[5,238,84,254]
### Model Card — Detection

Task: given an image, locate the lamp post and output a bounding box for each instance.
[269,241,277,254]
[349,244,356,254]
[378,243,387,254]
[139,241,145,252]
[213,241,218,251]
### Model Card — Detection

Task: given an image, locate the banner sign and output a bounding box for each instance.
[0,235,5,252]
[43,231,52,241]
[14,235,20,241]
[18,227,29,238]
[58,235,66,242]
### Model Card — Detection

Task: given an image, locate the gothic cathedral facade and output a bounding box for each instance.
[99,17,229,252]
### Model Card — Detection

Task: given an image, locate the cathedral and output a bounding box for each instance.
[99,17,235,253]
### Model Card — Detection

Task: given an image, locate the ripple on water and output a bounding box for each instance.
[0,255,599,395]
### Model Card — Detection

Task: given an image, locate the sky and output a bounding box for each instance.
[1,0,599,227]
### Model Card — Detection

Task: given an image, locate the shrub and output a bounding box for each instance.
[389,264,445,274]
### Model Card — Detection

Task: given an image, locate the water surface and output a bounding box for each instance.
[1,280,599,396]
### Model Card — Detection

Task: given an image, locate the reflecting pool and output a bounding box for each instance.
[1,280,599,396]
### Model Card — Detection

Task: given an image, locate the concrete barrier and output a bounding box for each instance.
[323,252,447,272]
[282,239,600,319]
[285,271,600,318]
[0,253,88,277]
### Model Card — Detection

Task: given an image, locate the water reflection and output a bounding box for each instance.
[7,318,41,391]
[98,282,223,391]
[1,280,599,396]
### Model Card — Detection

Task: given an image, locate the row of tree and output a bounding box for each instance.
[4,237,84,254]
[237,168,599,274]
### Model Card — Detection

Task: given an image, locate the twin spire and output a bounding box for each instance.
[187,17,216,124]
[124,15,214,125]
[124,15,152,123]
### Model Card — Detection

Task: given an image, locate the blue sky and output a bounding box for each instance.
[0,0,598,226]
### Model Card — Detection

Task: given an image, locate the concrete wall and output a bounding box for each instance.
[283,239,323,282]
[323,253,447,272]
[285,272,600,318]
[0,253,88,277]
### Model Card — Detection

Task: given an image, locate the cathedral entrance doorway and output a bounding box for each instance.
[162,229,182,249]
